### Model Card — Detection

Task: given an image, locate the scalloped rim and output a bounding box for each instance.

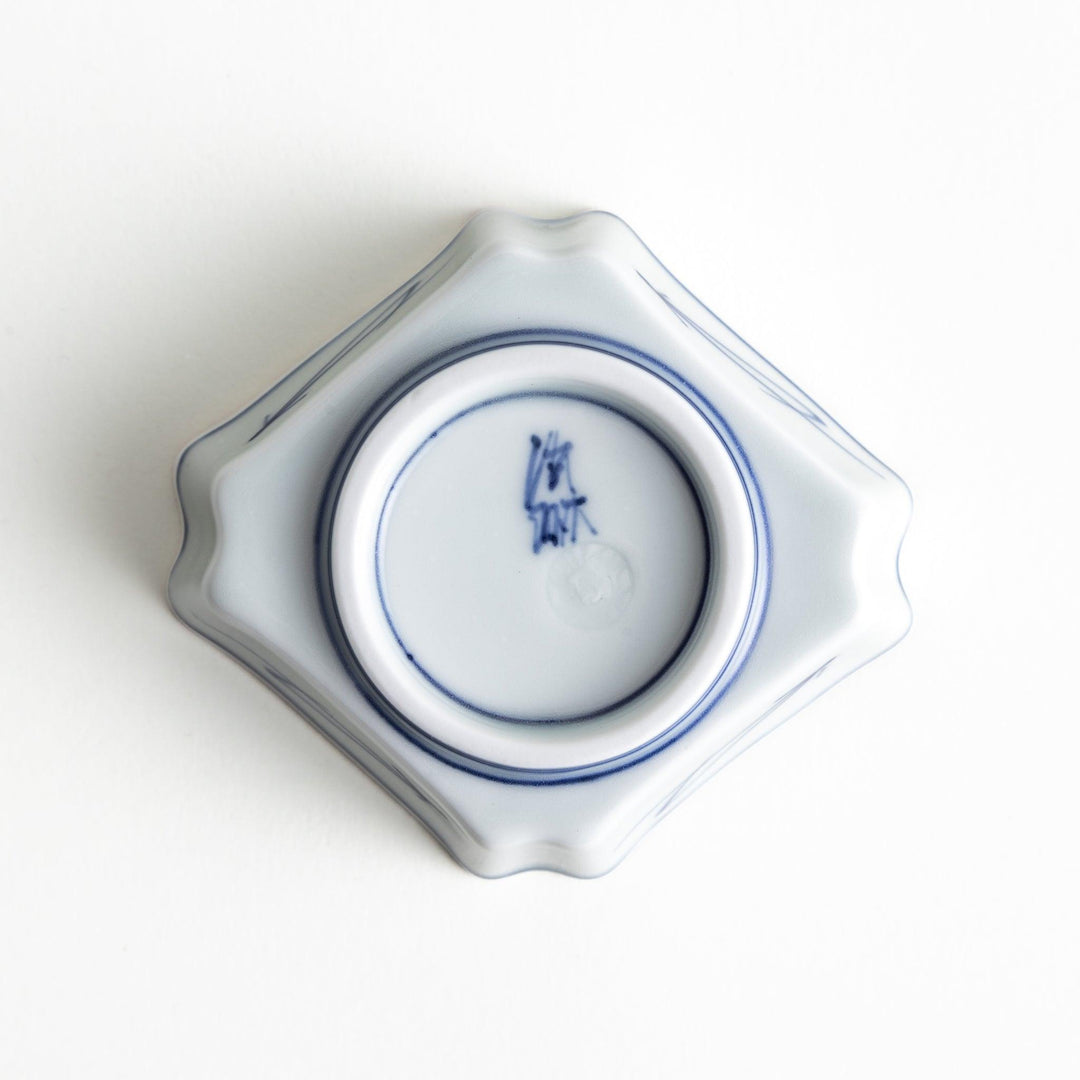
[169,209,911,877]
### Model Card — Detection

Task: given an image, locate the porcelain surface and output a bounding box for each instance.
[169,210,911,877]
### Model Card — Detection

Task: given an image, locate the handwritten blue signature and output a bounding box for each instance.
[524,430,598,554]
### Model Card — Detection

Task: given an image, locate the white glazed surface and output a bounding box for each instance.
[170,210,911,877]
[375,394,705,717]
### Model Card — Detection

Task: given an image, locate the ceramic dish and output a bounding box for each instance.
[170,210,911,876]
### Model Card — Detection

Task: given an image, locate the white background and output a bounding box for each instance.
[2,2,1077,1076]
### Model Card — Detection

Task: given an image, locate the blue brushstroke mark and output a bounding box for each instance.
[524,430,597,553]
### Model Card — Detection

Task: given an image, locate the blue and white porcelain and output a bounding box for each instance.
[169,211,911,877]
